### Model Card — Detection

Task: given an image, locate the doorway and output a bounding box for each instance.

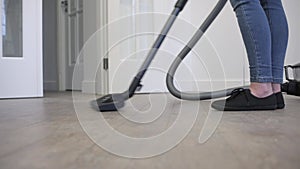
[58,0,84,91]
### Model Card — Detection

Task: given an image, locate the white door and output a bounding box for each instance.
[107,0,156,93]
[64,0,83,90]
[0,0,43,99]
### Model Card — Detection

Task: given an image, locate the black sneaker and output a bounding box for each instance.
[275,92,285,109]
[211,88,277,111]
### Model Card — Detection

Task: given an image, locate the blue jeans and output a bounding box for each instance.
[230,0,289,83]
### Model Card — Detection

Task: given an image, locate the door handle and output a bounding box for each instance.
[61,0,68,13]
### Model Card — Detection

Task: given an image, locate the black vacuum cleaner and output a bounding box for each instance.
[96,0,236,112]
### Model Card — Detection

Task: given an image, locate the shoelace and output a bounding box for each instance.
[227,88,247,101]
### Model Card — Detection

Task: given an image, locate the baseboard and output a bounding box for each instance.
[177,80,248,91]
[43,81,58,91]
[82,80,249,94]
[138,80,249,93]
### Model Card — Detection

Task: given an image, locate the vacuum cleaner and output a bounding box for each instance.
[282,63,300,96]
[96,0,237,112]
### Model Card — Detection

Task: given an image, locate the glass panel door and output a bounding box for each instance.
[65,0,83,90]
[0,0,43,98]
[2,0,22,57]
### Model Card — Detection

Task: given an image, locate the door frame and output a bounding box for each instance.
[57,0,67,91]
[57,0,110,94]
[96,0,109,95]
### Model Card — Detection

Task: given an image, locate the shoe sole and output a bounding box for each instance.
[277,104,285,109]
[212,104,277,111]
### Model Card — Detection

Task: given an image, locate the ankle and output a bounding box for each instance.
[272,83,281,94]
[250,83,273,98]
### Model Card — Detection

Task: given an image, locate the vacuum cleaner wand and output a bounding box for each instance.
[96,0,189,112]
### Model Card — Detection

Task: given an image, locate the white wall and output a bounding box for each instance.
[283,1,300,66]
[186,0,247,89]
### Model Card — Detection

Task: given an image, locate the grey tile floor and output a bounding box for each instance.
[0,92,299,169]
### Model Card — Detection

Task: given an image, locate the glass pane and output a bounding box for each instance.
[2,0,23,57]
[70,16,76,64]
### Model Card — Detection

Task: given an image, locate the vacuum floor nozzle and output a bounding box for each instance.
[96,94,126,112]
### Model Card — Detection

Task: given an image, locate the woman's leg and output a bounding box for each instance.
[230,0,274,97]
[260,0,289,93]
[211,0,288,111]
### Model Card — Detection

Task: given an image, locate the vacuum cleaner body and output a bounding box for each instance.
[282,63,300,96]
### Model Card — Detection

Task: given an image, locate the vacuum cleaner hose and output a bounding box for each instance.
[166,0,236,100]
